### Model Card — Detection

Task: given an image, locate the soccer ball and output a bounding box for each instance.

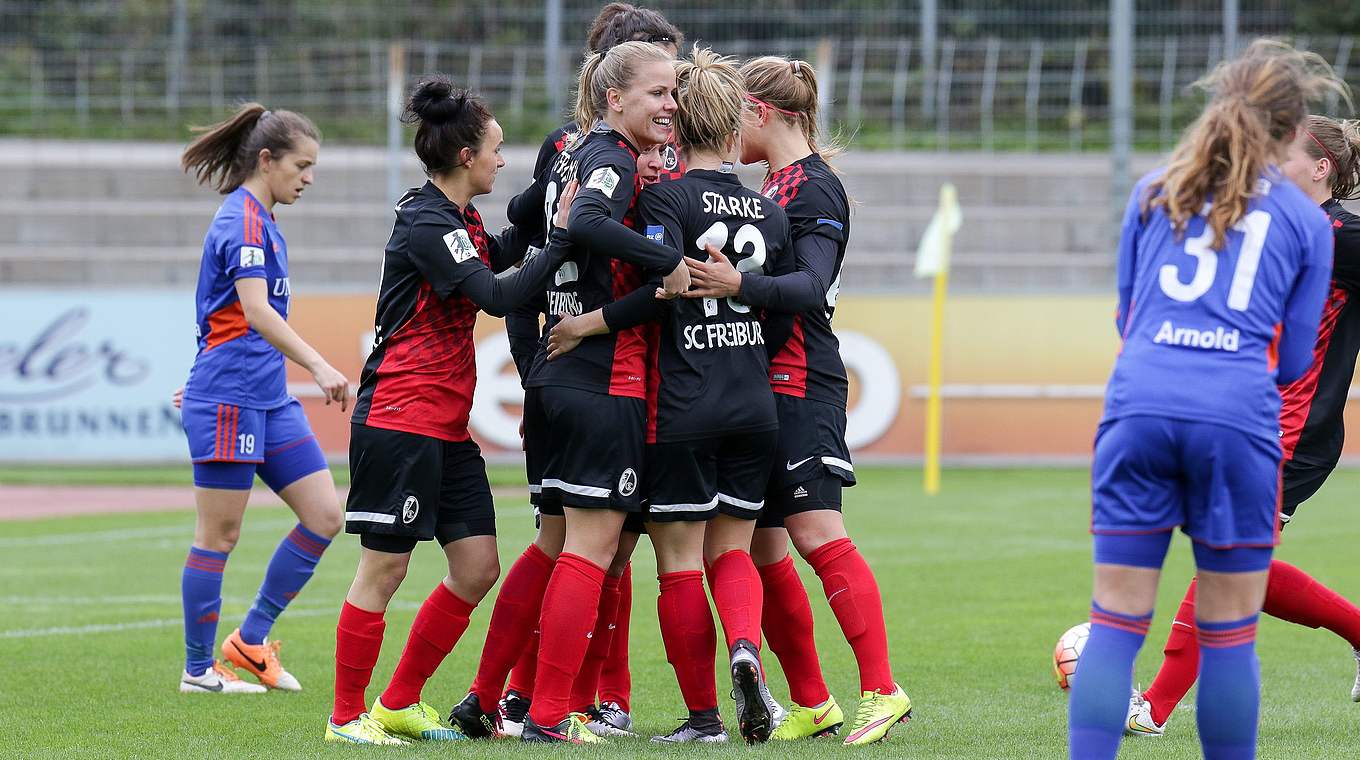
[1053,622,1090,691]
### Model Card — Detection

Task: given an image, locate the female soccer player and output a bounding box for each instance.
[1127,115,1360,738]
[324,77,577,746]
[506,40,688,744]
[177,104,347,695]
[461,5,686,739]
[1066,40,1343,759]
[684,55,912,745]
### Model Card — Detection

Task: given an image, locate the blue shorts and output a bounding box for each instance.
[182,398,328,491]
[1092,416,1281,564]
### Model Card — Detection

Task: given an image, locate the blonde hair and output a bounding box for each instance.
[671,46,744,155]
[573,40,675,134]
[1299,115,1360,201]
[740,55,844,160]
[1146,39,1349,250]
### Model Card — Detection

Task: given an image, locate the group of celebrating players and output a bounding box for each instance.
[170,1,1360,756]
[174,2,909,749]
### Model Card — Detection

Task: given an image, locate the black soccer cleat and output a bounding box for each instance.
[447,692,499,739]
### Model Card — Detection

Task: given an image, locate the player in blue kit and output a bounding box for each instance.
[177,104,350,694]
[1067,40,1346,760]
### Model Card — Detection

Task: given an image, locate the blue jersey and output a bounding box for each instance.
[1102,170,1334,442]
[183,187,292,410]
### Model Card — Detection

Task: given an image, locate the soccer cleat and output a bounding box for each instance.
[771,696,845,740]
[842,683,912,746]
[729,639,781,744]
[1351,648,1360,702]
[370,698,468,741]
[584,701,636,738]
[447,692,500,739]
[221,628,300,691]
[1125,690,1165,737]
[650,713,729,744]
[324,713,409,745]
[179,660,267,694]
[522,713,606,744]
[498,690,531,738]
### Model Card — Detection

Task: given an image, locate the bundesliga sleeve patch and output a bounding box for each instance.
[645,225,665,244]
[239,245,265,268]
[585,167,621,198]
[442,228,478,263]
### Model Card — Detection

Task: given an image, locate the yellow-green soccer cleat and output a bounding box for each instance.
[842,684,912,746]
[370,698,469,741]
[523,712,608,744]
[324,713,409,745]
[771,696,845,740]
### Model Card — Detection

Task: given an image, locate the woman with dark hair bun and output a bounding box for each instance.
[324,76,577,746]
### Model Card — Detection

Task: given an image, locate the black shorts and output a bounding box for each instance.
[1279,456,1336,522]
[759,395,855,528]
[538,385,645,512]
[644,430,778,523]
[345,424,495,552]
[523,386,550,512]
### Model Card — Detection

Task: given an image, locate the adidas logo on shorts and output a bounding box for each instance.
[793,486,809,499]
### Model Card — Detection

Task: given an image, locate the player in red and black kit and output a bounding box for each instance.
[548,47,795,745]
[1126,115,1360,738]
[687,56,912,746]
[324,77,577,746]
[459,6,687,740]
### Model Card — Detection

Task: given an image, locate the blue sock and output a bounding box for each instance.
[182,547,229,676]
[1196,614,1260,760]
[1068,601,1152,760]
[239,523,331,645]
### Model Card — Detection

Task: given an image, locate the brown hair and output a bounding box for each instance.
[402,75,495,177]
[573,40,674,134]
[181,103,319,193]
[672,46,744,155]
[740,55,844,161]
[1146,39,1350,249]
[586,3,683,55]
[1299,115,1360,201]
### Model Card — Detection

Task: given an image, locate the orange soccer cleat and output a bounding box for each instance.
[222,628,301,691]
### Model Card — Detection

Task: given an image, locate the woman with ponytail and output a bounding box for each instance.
[1069,40,1346,759]
[465,5,685,739]
[177,104,346,696]
[684,55,913,746]
[1128,115,1360,740]
[325,76,577,746]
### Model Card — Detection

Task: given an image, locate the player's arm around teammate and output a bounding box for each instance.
[1068,41,1341,760]
[176,104,347,695]
[324,78,575,747]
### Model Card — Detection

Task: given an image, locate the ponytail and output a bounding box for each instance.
[574,52,608,132]
[1146,39,1348,249]
[740,56,846,162]
[181,103,319,194]
[1300,115,1360,201]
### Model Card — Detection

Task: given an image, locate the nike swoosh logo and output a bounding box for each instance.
[827,588,847,603]
[786,457,814,470]
[231,640,269,673]
[845,715,894,743]
[188,677,224,692]
[813,706,834,725]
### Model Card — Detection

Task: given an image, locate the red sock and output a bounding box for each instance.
[471,543,554,708]
[708,549,764,651]
[507,632,538,697]
[528,553,605,728]
[1142,578,1199,726]
[380,582,475,709]
[806,538,894,694]
[598,563,632,711]
[758,555,831,706]
[657,570,718,712]
[568,572,624,710]
[332,601,386,725]
[1263,559,1360,648]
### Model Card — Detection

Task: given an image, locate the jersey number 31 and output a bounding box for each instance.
[1159,209,1271,311]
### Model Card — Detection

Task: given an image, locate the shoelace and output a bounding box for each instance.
[212,661,243,682]
[358,713,395,739]
[848,694,884,732]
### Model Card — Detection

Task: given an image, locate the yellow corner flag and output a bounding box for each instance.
[916,184,961,495]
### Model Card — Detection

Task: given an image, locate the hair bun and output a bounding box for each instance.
[406,77,467,125]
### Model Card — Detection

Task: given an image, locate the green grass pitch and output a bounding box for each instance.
[3,466,1359,758]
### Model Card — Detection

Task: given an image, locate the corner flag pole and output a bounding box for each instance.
[915,184,961,495]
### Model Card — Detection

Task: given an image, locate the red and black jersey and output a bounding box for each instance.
[351,182,497,442]
[762,154,851,408]
[637,168,794,443]
[523,125,683,399]
[1279,199,1360,465]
